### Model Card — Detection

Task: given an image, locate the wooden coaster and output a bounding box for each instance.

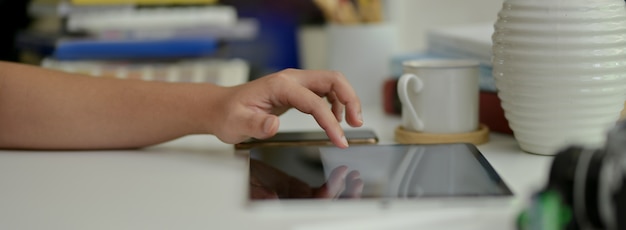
[395,124,490,145]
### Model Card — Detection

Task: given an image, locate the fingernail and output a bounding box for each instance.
[341,135,349,148]
[358,112,363,124]
[263,117,275,134]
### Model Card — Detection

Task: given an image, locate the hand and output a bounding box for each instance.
[209,69,363,148]
[249,158,363,199]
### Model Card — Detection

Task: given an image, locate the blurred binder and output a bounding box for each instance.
[66,5,237,32]
[42,58,249,86]
[95,19,258,41]
[53,38,220,60]
[70,0,218,5]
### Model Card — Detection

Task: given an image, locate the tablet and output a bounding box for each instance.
[234,129,378,149]
[247,143,513,210]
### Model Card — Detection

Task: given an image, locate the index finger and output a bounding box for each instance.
[287,69,363,127]
[282,84,349,148]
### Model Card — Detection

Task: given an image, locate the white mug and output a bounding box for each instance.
[397,59,480,133]
[326,23,395,106]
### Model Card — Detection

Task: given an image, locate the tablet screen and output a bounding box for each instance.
[248,143,512,201]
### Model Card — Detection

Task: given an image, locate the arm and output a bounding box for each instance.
[0,61,362,150]
[0,61,220,149]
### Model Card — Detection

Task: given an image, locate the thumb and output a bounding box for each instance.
[247,113,279,140]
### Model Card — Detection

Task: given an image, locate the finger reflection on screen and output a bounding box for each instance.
[249,158,364,200]
[314,165,364,199]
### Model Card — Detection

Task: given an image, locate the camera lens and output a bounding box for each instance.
[526,121,626,230]
[548,146,615,229]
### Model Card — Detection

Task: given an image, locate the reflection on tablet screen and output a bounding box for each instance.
[248,143,512,200]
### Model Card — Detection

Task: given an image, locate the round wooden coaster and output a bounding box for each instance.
[395,124,490,145]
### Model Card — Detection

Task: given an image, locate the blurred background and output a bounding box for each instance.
[2,0,502,73]
[1,0,508,131]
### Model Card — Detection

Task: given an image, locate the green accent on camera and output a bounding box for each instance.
[517,189,573,230]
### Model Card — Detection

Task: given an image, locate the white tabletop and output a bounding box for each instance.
[0,105,554,230]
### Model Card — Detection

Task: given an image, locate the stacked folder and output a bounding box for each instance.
[425,23,495,93]
[20,0,256,85]
[69,0,217,4]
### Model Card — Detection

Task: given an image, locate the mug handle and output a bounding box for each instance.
[397,73,424,131]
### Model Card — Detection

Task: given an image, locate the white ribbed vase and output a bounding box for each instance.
[492,0,626,155]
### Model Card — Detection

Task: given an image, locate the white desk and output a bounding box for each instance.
[0,105,553,230]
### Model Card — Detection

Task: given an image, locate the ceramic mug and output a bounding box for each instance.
[397,59,480,133]
[326,23,395,106]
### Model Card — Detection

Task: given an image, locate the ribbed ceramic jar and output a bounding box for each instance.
[492,0,626,155]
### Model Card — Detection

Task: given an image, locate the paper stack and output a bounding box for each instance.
[425,23,495,92]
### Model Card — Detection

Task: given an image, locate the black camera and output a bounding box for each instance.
[518,120,626,230]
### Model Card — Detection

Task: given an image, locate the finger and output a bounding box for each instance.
[244,112,280,140]
[344,171,364,199]
[327,92,344,122]
[322,165,349,198]
[344,100,363,128]
[283,84,349,148]
[288,69,363,127]
[346,170,360,182]
[346,178,364,199]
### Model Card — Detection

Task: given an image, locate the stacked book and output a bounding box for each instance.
[20,0,257,86]
[382,23,513,134]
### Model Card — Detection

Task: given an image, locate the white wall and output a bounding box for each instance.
[386,0,504,53]
[297,0,504,71]
[296,0,505,105]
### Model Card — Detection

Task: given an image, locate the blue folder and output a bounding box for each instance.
[53,38,220,60]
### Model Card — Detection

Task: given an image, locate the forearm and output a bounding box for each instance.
[0,61,221,150]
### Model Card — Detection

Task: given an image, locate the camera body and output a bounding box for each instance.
[518,121,626,230]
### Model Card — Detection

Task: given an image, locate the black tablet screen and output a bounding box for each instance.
[248,143,512,200]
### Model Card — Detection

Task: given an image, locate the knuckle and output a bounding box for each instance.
[329,70,345,79]
[269,70,292,82]
[314,96,329,109]
[275,68,297,78]
[264,75,287,89]
[302,97,326,115]
[266,70,299,89]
